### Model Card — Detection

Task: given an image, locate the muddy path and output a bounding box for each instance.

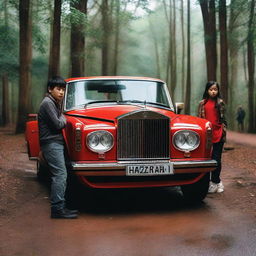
[0,130,256,256]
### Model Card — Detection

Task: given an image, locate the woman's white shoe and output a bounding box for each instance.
[217,181,224,193]
[208,182,218,193]
[208,181,224,193]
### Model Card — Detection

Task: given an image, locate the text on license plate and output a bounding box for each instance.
[126,164,173,176]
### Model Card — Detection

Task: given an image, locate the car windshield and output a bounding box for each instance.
[64,80,173,111]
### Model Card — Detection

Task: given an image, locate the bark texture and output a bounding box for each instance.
[48,0,61,78]
[247,0,255,132]
[70,0,87,77]
[16,0,32,133]
[199,0,217,81]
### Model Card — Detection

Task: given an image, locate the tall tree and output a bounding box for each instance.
[199,0,217,81]
[2,74,10,125]
[163,0,176,97]
[180,0,186,99]
[16,0,32,133]
[184,0,191,114]
[227,0,247,129]
[162,0,171,86]
[101,0,111,75]
[70,0,87,77]
[170,0,177,98]
[113,0,120,75]
[219,0,228,103]
[1,1,10,126]
[148,17,161,78]
[247,0,256,132]
[48,0,62,78]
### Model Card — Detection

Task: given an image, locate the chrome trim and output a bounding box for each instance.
[86,130,114,153]
[71,160,217,171]
[172,130,200,152]
[29,157,38,160]
[117,111,170,160]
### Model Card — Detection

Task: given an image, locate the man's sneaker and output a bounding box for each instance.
[217,181,224,193]
[51,208,78,219]
[208,182,218,193]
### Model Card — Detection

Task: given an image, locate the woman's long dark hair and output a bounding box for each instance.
[202,81,222,99]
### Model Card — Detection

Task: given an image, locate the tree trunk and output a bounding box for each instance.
[162,0,170,87]
[168,0,174,96]
[199,0,217,81]
[219,0,228,103]
[185,0,191,115]
[16,0,32,133]
[247,0,255,132]
[180,0,186,100]
[70,0,87,77]
[170,0,177,98]
[101,0,110,75]
[148,18,161,78]
[229,0,239,130]
[48,0,61,78]
[113,0,120,76]
[2,73,10,126]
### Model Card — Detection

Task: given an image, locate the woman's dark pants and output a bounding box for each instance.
[211,141,224,184]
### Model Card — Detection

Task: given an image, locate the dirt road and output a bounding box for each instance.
[0,129,256,256]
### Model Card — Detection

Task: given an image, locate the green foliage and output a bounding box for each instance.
[62,1,88,31]
[0,24,18,77]
[32,56,48,77]
[32,25,47,54]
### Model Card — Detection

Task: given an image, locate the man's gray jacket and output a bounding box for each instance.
[38,94,66,146]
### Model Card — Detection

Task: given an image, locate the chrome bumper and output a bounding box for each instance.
[71,160,217,176]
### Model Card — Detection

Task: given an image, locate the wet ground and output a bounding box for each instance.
[0,129,256,256]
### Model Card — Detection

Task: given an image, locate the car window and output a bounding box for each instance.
[65,80,173,110]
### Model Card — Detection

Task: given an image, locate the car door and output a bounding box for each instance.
[25,115,40,159]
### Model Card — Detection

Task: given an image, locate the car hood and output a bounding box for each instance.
[65,104,175,124]
[64,104,207,130]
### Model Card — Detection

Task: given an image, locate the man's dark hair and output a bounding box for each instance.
[47,76,66,91]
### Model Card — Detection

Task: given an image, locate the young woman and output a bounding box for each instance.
[198,81,227,193]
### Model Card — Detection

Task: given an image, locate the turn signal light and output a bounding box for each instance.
[75,123,82,151]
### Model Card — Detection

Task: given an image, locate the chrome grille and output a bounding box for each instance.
[117,110,170,160]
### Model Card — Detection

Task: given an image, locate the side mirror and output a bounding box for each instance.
[175,102,184,114]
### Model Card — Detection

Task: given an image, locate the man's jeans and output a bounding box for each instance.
[41,142,67,212]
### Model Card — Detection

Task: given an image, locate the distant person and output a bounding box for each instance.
[198,81,227,193]
[236,106,245,132]
[38,76,78,219]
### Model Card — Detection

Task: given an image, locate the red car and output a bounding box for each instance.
[26,76,217,202]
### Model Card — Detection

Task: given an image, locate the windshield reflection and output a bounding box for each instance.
[65,80,173,110]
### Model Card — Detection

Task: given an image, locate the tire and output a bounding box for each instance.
[65,173,83,209]
[181,172,210,203]
[37,160,51,182]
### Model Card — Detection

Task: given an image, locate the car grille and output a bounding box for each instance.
[117,110,170,160]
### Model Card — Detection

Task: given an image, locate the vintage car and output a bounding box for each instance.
[25,76,217,202]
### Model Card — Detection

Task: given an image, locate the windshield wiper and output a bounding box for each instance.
[118,100,170,108]
[84,100,117,108]
[118,100,147,105]
[146,101,170,108]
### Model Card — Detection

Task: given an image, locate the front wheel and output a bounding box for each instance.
[37,160,51,182]
[181,173,210,203]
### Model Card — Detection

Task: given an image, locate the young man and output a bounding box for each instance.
[38,76,78,219]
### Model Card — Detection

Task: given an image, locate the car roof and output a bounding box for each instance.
[65,76,165,83]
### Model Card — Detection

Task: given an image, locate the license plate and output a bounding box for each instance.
[126,164,173,176]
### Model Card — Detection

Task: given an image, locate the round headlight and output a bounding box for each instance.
[173,130,200,152]
[87,131,114,153]
[174,133,186,148]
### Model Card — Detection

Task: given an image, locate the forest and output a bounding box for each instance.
[0,0,255,133]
